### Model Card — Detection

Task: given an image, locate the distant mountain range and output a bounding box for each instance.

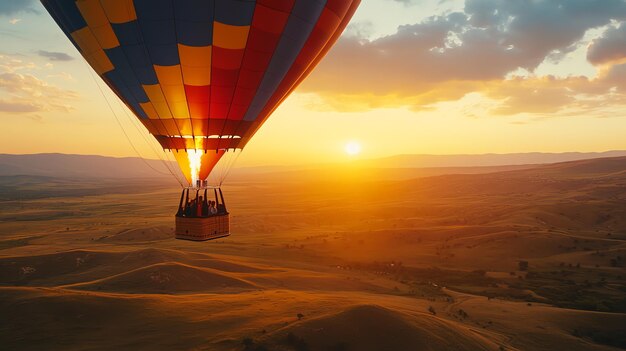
[357,150,626,168]
[1,151,625,180]
[0,153,176,179]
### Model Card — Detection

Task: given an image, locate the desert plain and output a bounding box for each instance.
[1,156,625,350]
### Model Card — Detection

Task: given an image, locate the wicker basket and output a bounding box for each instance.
[175,214,230,241]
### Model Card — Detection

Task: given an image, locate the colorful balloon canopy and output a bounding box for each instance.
[42,0,360,184]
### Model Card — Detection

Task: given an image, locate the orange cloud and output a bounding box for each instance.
[299,1,626,117]
[0,55,77,114]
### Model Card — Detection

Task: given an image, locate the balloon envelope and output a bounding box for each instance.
[42,0,360,183]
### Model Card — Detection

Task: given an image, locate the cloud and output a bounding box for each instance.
[47,72,74,81]
[344,21,376,39]
[587,23,626,65]
[300,0,626,117]
[8,18,20,24]
[0,55,37,73]
[0,100,42,113]
[37,50,74,62]
[0,55,78,115]
[0,0,38,16]
[482,76,588,116]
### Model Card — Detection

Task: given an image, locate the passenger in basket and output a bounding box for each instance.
[184,199,193,217]
[202,197,209,217]
[189,198,197,217]
[210,201,218,215]
[196,196,204,217]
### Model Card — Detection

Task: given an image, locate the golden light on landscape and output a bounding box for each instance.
[3,1,626,350]
[345,141,362,156]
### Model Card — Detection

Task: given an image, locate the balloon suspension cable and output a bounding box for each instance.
[84,61,183,186]
[116,99,187,187]
[163,150,187,187]
[217,148,243,187]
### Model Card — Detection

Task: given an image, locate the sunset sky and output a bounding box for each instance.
[1,0,626,167]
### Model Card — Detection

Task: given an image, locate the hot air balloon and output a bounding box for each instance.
[42,0,360,240]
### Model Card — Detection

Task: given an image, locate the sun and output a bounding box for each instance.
[344,141,362,156]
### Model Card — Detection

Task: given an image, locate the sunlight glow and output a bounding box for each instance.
[345,141,362,156]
